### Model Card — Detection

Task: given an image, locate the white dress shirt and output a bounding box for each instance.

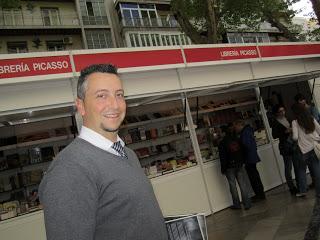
[292,119,320,154]
[79,126,125,157]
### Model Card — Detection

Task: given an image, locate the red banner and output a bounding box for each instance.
[259,44,320,58]
[184,46,259,63]
[73,49,184,72]
[0,55,72,79]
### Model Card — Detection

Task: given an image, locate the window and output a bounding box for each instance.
[41,8,61,26]
[127,32,191,47]
[120,3,158,27]
[46,40,65,51]
[227,32,270,44]
[86,2,94,16]
[81,0,108,25]
[2,8,23,26]
[86,30,113,49]
[7,41,28,54]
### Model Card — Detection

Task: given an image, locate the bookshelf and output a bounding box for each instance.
[119,98,196,178]
[0,116,76,220]
[188,91,268,164]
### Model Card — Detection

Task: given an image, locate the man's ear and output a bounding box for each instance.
[76,98,85,116]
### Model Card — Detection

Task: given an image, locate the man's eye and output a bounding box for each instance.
[97,94,106,98]
[117,93,124,98]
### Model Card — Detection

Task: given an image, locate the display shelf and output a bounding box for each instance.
[121,100,257,130]
[203,157,219,163]
[0,187,24,195]
[0,159,52,175]
[192,100,257,116]
[140,151,177,164]
[0,182,40,195]
[0,135,74,151]
[121,114,185,129]
[127,132,190,150]
[147,163,198,179]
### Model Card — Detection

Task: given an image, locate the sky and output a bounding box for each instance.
[292,0,314,17]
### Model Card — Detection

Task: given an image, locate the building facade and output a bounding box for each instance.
[0,0,116,54]
[0,0,291,53]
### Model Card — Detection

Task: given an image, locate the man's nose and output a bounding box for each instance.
[108,95,119,108]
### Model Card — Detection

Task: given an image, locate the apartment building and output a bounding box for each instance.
[0,0,290,54]
[0,0,116,54]
[107,0,191,47]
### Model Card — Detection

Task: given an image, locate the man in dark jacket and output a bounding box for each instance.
[218,125,251,210]
[234,120,266,201]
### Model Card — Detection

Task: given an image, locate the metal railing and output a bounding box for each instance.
[121,17,179,28]
[0,15,80,27]
[82,16,108,26]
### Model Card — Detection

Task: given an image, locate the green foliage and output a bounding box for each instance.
[171,0,302,43]
[0,0,20,8]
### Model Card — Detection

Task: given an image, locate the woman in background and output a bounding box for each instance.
[292,103,320,197]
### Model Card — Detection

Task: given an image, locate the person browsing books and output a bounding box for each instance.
[39,64,168,240]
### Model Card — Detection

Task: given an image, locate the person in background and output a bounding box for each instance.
[39,64,168,240]
[292,103,320,198]
[294,93,319,189]
[295,93,320,123]
[218,124,251,210]
[234,120,266,201]
[271,104,299,195]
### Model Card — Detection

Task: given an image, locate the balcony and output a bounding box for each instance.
[0,15,80,29]
[82,16,108,26]
[120,17,179,29]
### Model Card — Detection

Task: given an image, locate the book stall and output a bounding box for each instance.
[0,42,320,239]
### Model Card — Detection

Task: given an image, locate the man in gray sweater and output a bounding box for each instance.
[39,64,168,240]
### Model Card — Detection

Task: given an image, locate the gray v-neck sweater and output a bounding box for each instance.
[39,138,168,240]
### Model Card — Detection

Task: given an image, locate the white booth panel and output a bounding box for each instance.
[0,79,74,113]
[304,59,320,72]
[252,60,306,80]
[178,63,253,89]
[151,166,211,216]
[257,144,283,191]
[203,161,233,212]
[0,211,46,240]
[310,78,320,110]
[120,69,181,97]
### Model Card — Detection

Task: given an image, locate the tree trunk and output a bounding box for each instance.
[206,0,218,43]
[173,10,208,44]
[310,0,320,24]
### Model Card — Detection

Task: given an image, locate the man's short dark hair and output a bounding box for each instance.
[77,64,118,100]
[294,93,306,103]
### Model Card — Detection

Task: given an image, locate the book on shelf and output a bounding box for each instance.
[41,147,55,162]
[54,127,68,137]
[138,127,147,141]
[6,154,20,168]
[17,131,50,143]
[135,147,150,158]
[128,128,141,143]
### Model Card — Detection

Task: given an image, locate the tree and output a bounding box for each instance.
[310,0,320,24]
[171,0,301,44]
[0,0,20,8]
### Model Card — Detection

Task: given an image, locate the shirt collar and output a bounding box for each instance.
[79,126,125,153]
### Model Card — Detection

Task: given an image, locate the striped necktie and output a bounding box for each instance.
[111,141,128,159]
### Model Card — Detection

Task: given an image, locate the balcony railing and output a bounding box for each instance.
[121,17,179,28]
[82,16,108,26]
[0,15,80,27]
